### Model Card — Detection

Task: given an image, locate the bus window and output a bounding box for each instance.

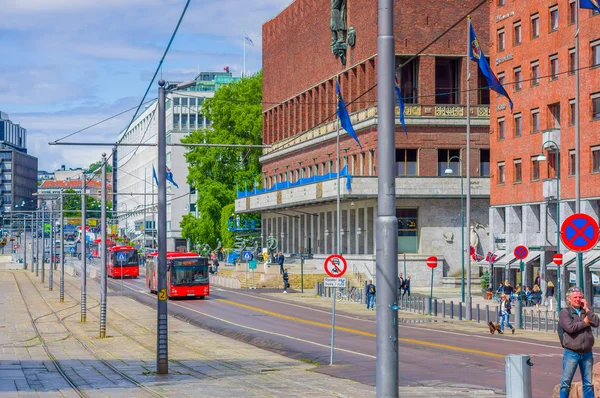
[113,250,139,266]
[170,258,209,285]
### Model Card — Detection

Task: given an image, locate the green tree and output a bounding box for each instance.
[87,161,113,173]
[62,189,112,219]
[181,72,263,248]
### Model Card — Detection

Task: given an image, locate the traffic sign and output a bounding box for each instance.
[514,245,529,260]
[324,277,347,288]
[324,254,347,277]
[561,213,600,253]
[117,252,127,263]
[426,256,438,269]
[70,247,75,253]
[248,260,257,270]
[242,251,253,261]
[553,253,563,266]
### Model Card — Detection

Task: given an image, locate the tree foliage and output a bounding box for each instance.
[180,72,263,247]
[62,188,113,219]
[87,161,113,173]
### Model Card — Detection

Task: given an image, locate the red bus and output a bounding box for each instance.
[107,246,140,278]
[146,252,210,299]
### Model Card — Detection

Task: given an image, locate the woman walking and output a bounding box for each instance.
[499,293,515,334]
[532,284,542,309]
[543,281,555,309]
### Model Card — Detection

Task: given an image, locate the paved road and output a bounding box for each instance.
[92,269,592,397]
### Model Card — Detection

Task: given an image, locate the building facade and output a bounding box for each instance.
[487,0,600,296]
[0,111,27,153]
[116,71,240,250]
[235,0,494,285]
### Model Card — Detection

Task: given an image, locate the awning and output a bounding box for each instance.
[509,251,541,269]
[565,250,600,271]
[477,250,506,267]
[494,251,517,268]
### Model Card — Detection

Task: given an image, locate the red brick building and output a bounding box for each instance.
[236,0,494,284]
[487,0,600,294]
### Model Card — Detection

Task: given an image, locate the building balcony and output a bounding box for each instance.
[542,128,560,148]
[543,178,558,200]
[235,176,489,213]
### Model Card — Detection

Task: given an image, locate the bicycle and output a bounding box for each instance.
[336,286,360,302]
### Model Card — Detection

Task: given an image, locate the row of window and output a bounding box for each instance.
[172,113,211,130]
[497,146,600,184]
[497,1,599,53]
[171,96,203,107]
[497,94,600,139]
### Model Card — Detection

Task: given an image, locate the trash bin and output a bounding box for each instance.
[505,354,533,398]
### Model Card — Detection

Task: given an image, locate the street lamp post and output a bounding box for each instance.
[538,140,561,312]
[445,156,465,303]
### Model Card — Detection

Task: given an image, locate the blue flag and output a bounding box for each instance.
[166,168,179,189]
[152,165,159,185]
[336,79,362,149]
[581,0,600,12]
[469,20,513,111]
[394,74,408,136]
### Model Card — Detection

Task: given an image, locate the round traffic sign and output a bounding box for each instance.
[561,213,600,253]
[426,256,438,269]
[324,254,347,278]
[514,245,529,260]
[553,253,563,266]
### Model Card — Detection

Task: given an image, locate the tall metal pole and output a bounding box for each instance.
[23,215,27,270]
[100,153,108,338]
[60,195,65,302]
[376,0,399,395]
[35,209,38,276]
[556,149,562,312]
[330,119,340,366]
[460,167,465,303]
[465,16,473,321]
[41,204,45,283]
[81,176,87,323]
[49,202,53,291]
[575,0,585,297]
[156,79,168,374]
[144,168,147,253]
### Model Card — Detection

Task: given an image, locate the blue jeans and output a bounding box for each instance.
[500,313,513,332]
[367,294,375,309]
[561,349,594,398]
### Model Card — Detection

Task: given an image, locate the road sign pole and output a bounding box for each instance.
[49,204,54,291]
[100,154,108,338]
[520,260,524,328]
[301,257,304,293]
[330,286,336,365]
[557,266,561,312]
[60,194,65,302]
[157,79,168,375]
[81,176,87,323]
[41,204,45,283]
[430,267,434,315]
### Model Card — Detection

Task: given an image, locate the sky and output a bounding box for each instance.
[0,0,291,171]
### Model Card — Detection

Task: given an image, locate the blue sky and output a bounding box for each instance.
[0,0,291,171]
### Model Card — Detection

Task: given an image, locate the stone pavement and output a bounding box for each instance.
[0,270,504,397]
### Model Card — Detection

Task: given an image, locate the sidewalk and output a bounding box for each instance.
[0,270,503,397]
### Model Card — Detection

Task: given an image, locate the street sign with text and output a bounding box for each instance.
[324,277,346,288]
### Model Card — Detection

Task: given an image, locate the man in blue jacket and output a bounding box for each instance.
[276,251,285,275]
[366,280,376,310]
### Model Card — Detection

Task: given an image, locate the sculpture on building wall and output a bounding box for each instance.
[330,0,355,66]
[266,235,278,263]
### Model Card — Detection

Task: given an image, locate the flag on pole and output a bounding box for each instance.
[244,32,254,47]
[468,19,513,111]
[166,168,179,189]
[152,165,159,186]
[394,74,408,136]
[581,0,600,12]
[336,79,362,149]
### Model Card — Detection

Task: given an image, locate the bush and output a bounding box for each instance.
[480,271,490,290]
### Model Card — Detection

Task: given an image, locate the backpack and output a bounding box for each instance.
[558,308,574,347]
[369,285,375,294]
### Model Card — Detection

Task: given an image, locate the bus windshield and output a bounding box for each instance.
[170,258,209,286]
[112,250,139,266]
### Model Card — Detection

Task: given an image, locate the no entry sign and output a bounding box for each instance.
[561,213,600,253]
[553,253,563,266]
[514,245,529,260]
[426,256,438,269]
[324,254,347,277]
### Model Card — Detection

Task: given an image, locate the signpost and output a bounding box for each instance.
[117,251,126,292]
[248,259,257,290]
[514,245,529,328]
[553,253,563,312]
[426,256,437,314]
[324,277,347,288]
[324,254,346,365]
[561,213,600,298]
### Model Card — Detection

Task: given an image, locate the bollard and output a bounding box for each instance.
[485,305,490,324]
[553,311,557,332]
[476,304,480,323]
[505,355,533,398]
[450,301,454,319]
[315,281,319,295]
[545,311,549,332]
[537,311,541,331]
[425,297,430,315]
[596,327,599,338]
[442,300,446,318]
[496,306,500,322]
[433,298,438,317]
[458,303,463,321]
[530,310,534,330]
[514,301,521,329]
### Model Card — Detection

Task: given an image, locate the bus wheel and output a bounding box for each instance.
[198,296,205,300]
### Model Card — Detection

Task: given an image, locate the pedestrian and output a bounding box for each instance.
[211,251,217,263]
[366,280,376,310]
[402,276,411,298]
[398,273,404,298]
[282,268,289,293]
[213,258,219,274]
[558,287,600,398]
[276,251,285,274]
[502,280,514,296]
[534,272,541,288]
[532,285,542,309]
[499,293,515,334]
[544,281,555,309]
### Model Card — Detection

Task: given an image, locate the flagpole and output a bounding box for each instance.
[243,34,246,78]
[465,16,472,320]
[152,168,155,249]
[143,168,147,253]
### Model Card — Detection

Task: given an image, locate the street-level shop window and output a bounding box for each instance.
[592,40,600,67]
[531,156,540,181]
[480,149,490,177]
[397,209,418,254]
[514,159,522,183]
[395,149,418,176]
[498,117,506,140]
[592,146,600,173]
[438,149,460,176]
[531,13,540,39]
[549,5,559,32]
[592,92,600,120]
[531,108,540,132]
[498,162,506,184]
[569,150,576,176]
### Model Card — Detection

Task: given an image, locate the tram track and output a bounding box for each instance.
[15,271,164,398]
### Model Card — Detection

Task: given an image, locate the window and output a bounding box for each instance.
[173,97,180,106]
[478,62,491,104]
[514,159,522,183]
[514,66,522,91]
[531,13,540,39]
[514,21,522,46]
[514,113,522,137]
[395,149,418,176]
[190,113,196,128]
[173,114,180,128]
[498,72,506,97]
[549,5,559,32]
[569,99,576,125]
[569,1,576,24]
[531,60,540,86]
[181,114,188,128]
[498,117,506,140]
[498,162,506,184]
[593,146,600,173]
[497,28,505,52]
[592,92,600,120]
[498,0,505,5]
[189,98,196,106]
[480,149,490,177]
[395,56,419,103]
[548,102,561,128]
[569,48,576,74]
[569,149,576,176]
[435,58,461,104]
[181,97,188,107]
[550,54,559,80]
[397,209,419,253]
[531,157,540,181]
[547,150,559,178]
[438,149,460,176]
[592,40,600,67]
[531,108,540,132]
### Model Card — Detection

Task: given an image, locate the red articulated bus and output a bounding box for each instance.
[146,252,210,299]
[107,246,140,278]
